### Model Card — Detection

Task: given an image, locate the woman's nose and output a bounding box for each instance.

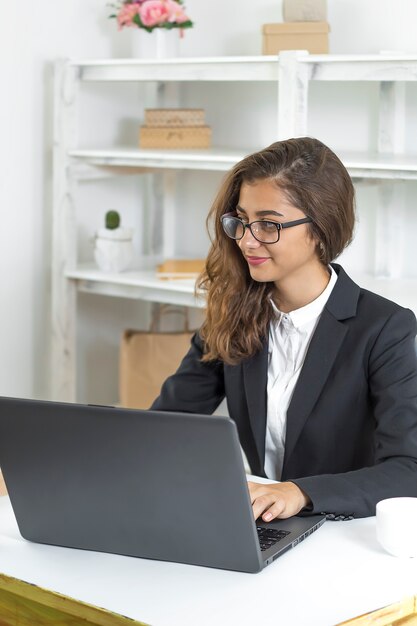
[238,226,261,248]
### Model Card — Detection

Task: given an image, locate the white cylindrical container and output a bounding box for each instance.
[131,28,181,59]
[94,227,134,273]
[376,497,417,558]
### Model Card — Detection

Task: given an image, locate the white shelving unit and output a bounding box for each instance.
[52,52,417,401]
[69,147,249,172]
[66,265,201,306]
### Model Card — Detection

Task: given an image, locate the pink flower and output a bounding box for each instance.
[113,0,192,30]
[117,3,140,29]
[139,0,171,27]
[166,0,190,24]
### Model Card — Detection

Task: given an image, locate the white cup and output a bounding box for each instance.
[376,497,417,558]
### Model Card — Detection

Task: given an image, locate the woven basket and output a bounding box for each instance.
[139,126,211,149]
[145,108,206,128]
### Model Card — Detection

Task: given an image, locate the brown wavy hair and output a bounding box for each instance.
[197,137,355,364]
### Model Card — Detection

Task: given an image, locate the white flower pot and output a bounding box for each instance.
[94,227,134,273]
[131,28,181,59]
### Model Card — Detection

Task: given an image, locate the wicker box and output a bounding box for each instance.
[145,108,206,128]
[139,126,211,149]
[262,22,329,54]
[282,0,327,22]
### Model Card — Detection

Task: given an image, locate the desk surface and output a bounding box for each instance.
[1,495,417,626]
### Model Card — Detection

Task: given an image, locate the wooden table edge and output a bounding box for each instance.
[0,572,150,626]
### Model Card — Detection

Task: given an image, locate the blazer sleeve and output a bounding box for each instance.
[150,331,226,415]
[292,307,417,519]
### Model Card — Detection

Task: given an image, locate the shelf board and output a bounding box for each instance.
[70,147,417,179]
[69,147,251,172]
[66,266,205,308]
[73,56,280,82]
[301,54,417,81]
[339,151,417,181]
[72,54,417,83]
[66,266,417,314]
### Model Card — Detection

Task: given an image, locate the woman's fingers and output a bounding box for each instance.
[251,492,284,521]
[247,481,309,521]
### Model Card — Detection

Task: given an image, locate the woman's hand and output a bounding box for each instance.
[247,481,311,521]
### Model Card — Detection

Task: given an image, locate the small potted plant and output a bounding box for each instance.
[109,0,193,32]
[94,210,134,273]
[109,0,194,57]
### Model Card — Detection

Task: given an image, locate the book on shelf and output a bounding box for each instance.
[156,259,206,280]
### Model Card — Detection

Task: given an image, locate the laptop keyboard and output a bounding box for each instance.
[257,526,291,551]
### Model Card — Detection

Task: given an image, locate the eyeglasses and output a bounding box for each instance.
[220,212,313,244]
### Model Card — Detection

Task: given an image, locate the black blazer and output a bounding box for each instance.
[152,264,417,518]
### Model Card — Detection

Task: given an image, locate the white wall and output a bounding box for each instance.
[0,0,417,402]
[0,1,117,399]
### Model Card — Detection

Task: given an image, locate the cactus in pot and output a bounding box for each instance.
[94,210,134,273]
[105,210,120,230]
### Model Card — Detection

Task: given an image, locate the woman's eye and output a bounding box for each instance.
[260,221,278,231]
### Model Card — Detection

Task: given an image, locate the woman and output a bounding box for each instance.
[152,137,417,522]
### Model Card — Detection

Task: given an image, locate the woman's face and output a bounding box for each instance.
[236,179,320,287]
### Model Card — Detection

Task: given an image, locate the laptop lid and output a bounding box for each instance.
[0,397,324,573]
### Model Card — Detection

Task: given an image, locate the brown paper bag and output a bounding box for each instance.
[119,307,194,409]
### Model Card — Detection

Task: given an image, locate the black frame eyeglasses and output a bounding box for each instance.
[220,212,313,244]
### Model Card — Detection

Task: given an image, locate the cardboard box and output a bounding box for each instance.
[262,22,329,55]
[139,126,212,149]
[282,0,327,22]
[145,108,206,127]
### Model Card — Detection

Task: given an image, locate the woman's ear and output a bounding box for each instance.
[316,240,326,262]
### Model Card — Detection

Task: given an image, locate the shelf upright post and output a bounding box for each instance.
[162,81,179,260]
[51,59,79,401]
[278,51,311,139]
[149,81,179,260]
[375,80,406,278]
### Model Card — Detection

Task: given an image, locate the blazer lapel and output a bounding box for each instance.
[243,341,268,472]
[283,264,360,470]
[283,310,347,467]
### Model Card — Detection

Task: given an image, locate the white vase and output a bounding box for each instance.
[94,227,134,273]
[131,28,181,59]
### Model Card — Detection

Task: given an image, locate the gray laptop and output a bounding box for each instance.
[0,396,325,573]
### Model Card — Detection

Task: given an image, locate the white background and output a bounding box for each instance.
[1,0,417,402]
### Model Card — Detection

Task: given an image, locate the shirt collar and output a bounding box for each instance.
[271,266,338,330]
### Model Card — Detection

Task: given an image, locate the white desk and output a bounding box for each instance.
[0,495,417,626]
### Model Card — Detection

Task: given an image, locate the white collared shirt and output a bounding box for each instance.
[264,266,338,480]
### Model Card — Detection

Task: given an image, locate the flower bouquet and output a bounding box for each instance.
[109,0,193,33]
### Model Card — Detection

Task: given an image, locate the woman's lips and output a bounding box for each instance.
[246,256,269,266]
